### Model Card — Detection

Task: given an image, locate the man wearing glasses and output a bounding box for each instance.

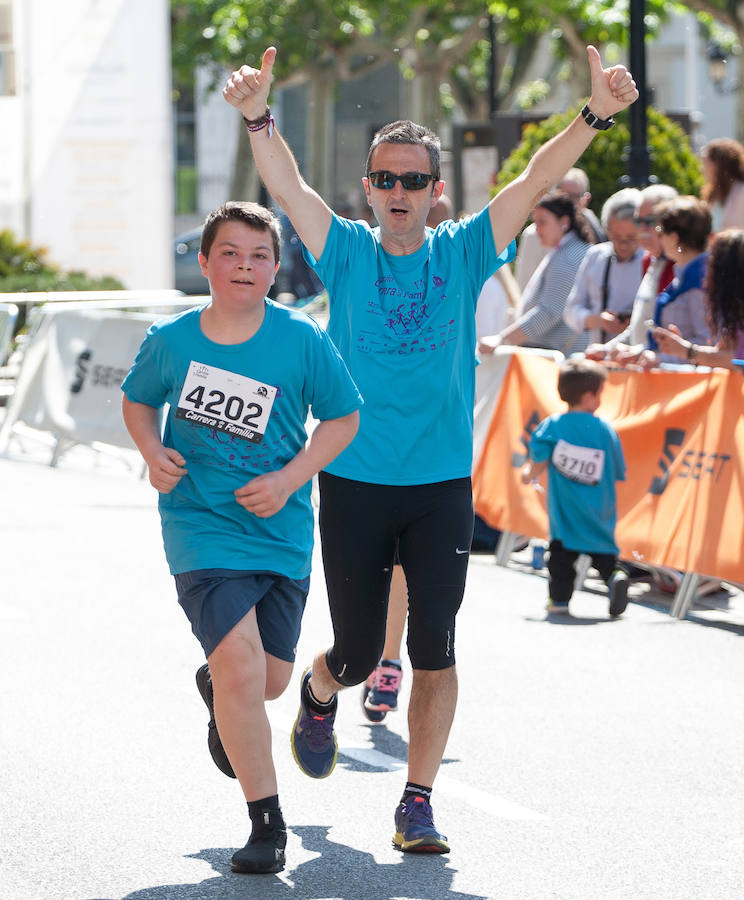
[585,183,678,361]
[563,187,645,348]
[222,44,637,856]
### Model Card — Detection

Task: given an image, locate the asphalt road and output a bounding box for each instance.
[2,444,743,900]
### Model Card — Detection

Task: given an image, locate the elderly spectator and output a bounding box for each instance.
[479,191,591,355]
[586,184,678,360]
[563,188,644,346]
[514,167,605,290]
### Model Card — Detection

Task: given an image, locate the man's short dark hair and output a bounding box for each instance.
[365,120,441,182]
[557,358,608,406]
[200,201,281,263]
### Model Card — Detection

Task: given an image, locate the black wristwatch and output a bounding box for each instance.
[580,103,615,131]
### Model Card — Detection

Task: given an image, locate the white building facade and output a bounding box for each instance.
[0,0,173,289]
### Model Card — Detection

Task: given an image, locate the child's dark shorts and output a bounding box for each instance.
[174,569,310,660]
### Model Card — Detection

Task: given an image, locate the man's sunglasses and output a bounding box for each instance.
[368,171,435,191]
[633,214,657,226]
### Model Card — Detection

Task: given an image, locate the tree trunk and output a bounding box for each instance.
[405,59,443,131]
[307,72,336,201]
[229,116,260,201]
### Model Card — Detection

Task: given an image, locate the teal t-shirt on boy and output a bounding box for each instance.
[121,300,362,577]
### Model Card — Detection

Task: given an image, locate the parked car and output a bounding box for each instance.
[174,228,208,295]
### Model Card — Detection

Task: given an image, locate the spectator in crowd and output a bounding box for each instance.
[475,265,521,339]
[701,138,744,233]
[563,188,644,347]
[514,167,605,290]
[651,227,744,368]
[623,195,712,367]
[522,358,629,617]
[586,184,678,360]
[479,192,591,356]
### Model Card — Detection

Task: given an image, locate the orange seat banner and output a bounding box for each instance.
[472,352,744,583]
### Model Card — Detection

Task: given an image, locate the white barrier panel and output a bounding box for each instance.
[0,303,19,366]
[0,308,155,455]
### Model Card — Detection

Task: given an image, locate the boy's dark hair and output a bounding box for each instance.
[557,358,608,406]
[200,201,281,263]
[365,120,441,182]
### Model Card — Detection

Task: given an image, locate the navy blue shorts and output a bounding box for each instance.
[174,569,310,660]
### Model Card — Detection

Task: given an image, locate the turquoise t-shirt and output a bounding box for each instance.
[530,411,626,555]
[121,300,362,576]
[303,209,515,485]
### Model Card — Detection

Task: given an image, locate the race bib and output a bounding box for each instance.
[176,361,276,444]
[552,439,604,486]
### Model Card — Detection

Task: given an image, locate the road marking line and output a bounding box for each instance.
[272,710,548,822]
[338,743,547,822]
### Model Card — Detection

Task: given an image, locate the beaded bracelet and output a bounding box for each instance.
[243,106,274,137]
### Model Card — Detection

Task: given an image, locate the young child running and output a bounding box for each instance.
[521,358,629,617]
[121,201,361,874]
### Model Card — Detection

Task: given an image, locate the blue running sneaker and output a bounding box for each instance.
[291,668,338,779]
[360,674,386,724]
[393,796,450,853]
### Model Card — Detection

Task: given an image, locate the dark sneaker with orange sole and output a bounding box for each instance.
[290,668,338,779]
[393,796,450,854]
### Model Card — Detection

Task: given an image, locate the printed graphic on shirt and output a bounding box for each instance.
[357,275,456,355]
[552,438,605,485]
[176,361,276,444]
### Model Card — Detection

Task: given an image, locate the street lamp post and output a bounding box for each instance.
[627,0,650,187]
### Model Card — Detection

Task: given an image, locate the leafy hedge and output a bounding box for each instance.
[494,106,703,216]
[0,229,124,334]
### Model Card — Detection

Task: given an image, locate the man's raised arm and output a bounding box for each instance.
[223,47,332,261]
[489,46,638,254]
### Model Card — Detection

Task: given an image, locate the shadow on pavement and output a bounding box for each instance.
[113,826,487,900]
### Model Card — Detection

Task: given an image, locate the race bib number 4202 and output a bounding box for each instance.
[176,361,277,444]
[552,439,605,486]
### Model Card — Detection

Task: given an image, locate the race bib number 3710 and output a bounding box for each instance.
[176,361,277,444]
[552,439,605,486]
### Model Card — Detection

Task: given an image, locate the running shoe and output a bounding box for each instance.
[545,600,570,615]
[608,570,630,617]
[290,668,338,779]
[362,660,403,723]
[360,674,386,724]
[195,664,236,779]
[393,796,450,853]
[231,810,287,874]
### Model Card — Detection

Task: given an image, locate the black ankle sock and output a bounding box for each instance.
[247,795,285,837]
[304,675,337,715]
[402,782,432,803]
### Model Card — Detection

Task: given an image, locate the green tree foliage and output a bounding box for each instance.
[494,106,704,215]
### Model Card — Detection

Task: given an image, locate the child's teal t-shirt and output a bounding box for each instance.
[530,410,626,555]
[121,300,362,576]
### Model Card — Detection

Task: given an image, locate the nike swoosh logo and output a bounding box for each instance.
[455,548,469,554]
